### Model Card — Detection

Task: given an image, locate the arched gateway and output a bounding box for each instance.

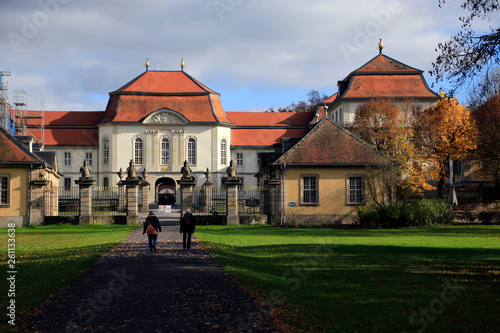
[155,177,177,206]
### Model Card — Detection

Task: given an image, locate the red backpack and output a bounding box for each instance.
[146,221,158,235]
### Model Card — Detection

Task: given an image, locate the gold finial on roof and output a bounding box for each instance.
[145,58,149,71]
[181,58,185,72]
[378,39,383,54]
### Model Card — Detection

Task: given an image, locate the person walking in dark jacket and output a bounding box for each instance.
[143,211,161,251]
[180,209,195,250]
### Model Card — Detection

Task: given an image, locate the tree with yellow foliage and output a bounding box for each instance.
[414,94,478,198]
[350,98,434,198]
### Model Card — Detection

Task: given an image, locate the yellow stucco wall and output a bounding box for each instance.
[283,167,365,216]
[0,168,29,217]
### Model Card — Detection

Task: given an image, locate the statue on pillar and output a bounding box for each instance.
[226,160,237,179]
[181,160,193,180]
[80,159,92,179]
[204,168,211,182]
[117,168,125,181]
[126,159,137,179]
[142,167,148,182]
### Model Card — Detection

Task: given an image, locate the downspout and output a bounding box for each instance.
[29,166,33,227]
[281,161,286,226]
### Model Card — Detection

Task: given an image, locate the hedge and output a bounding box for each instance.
[357,199,454,228]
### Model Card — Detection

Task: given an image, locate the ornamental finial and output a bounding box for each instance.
[378,39,383,54]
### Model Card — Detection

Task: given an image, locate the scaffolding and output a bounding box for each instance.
[13,89,45,146]
[0,71,15,135]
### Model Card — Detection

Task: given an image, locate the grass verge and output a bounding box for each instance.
[0,224,137,332]
[195,225,500,332]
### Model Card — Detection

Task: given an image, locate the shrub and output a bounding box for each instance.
[357,199,453,228]
[478,211,500,225]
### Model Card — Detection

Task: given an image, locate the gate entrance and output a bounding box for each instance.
[155,177,177,206]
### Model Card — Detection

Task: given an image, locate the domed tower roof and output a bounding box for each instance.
[100,70,232,124]
[336,53,440,100]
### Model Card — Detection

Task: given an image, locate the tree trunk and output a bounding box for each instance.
[438,177,446,199]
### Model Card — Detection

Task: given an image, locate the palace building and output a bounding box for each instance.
[33,51,440,207]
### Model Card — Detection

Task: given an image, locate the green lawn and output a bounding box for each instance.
[195,225,500,333]
[0,224,137,332]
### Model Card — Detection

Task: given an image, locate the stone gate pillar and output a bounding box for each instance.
[179,178,196,216]
[223,178,242,225]
[122,160,141,224]
[203,168,213,213]
[75,178,95,224]
[117,168,126,212]
[179,160,195,217]
[140,168,150,213]
[31,170,49,226]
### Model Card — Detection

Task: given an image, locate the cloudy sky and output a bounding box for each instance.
[0,0,497,112]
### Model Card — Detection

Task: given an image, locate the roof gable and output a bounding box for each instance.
[275,119,390,165]
[101,71,231,124]
[113,71,218,95]
[337,54,439,100]
[353,54,421,74]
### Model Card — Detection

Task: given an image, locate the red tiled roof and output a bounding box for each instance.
[232,128,309,146]
[44,128,99,146]
[114,71,218,94]
[321,93,338,104]
[353,54,420,73]
[276,119,390,165]
[0,127,39,164]
[343,75,439,99]
[338,54,439,100]
[101,71,231,124]
[226,111,315,127]
[102,94,230,123]
[44,111,104,126]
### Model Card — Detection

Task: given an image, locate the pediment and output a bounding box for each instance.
[143,108,189,124]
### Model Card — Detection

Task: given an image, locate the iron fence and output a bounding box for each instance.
[56,186,80,216]
[191,186,268,216]
[238,186,266,214]
[192,186,227,216]
[92,186,125,216]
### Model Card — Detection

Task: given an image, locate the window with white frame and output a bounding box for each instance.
[236,153,244,166]
[221,139,227,165]
[134,138,143,165]
[0,176,9,205]
[103,138,109,165]
[85,152,93,166]
[64,177,71,190]
[187,138,196,165]
[347,176,364,205]
[301,175,319,204]
[64,152,71,166]
[161,137,170,165]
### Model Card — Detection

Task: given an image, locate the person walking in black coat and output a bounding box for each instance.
[180,209,195,250]
[143,211,162,251]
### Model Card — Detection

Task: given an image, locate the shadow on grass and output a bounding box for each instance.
[198,224,500,238]
[198,240,500,333]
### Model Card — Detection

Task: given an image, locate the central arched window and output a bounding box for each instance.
[134,138,143,165]
[161,137,170,165]
[187,138,196,165]
[221,139,227,165]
